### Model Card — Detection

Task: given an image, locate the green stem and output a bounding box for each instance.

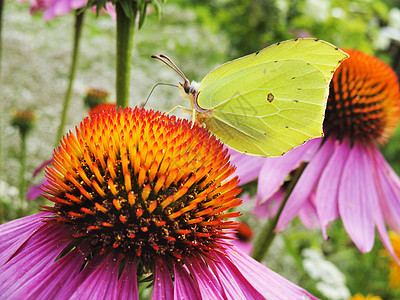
[19,133,27,215]
[55,11,85,146]
[116,2,137,109]
[251,162,308,261]
[0,0,4,177]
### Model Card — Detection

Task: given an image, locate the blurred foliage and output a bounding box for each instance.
[173,0,400,59]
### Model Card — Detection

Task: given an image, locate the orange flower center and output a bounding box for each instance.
[324,49,400,144]
[43,107,241,267]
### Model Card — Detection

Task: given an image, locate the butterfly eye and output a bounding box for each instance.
[184,85,191,94]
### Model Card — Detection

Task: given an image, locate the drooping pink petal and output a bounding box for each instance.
[298,195,319,229]
[32,158,54,178]
[253,189,285,219]
[257,138,321,204]
[366,146,399,263]
[315,138,351,236]
[173,262,201,300]
[225,246,320,300]
[371,146,400,233]
[116,259,139,300]
[338,142,375,252]
[184,255,224,299]
[151,259,173,300]
[27,177,49,201]
[276,137,335,232]
[207,252,264,299]
[228,148,266,185]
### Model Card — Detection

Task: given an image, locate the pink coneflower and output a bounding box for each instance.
[0,107,318,299]
[231,49,400,258]
[17,0,115,21]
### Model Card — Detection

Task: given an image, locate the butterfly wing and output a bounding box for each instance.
[198,38,348,94]
[195,40,348,156]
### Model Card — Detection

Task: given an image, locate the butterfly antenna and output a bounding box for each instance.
[151,54,190,88]
[142,82,178,108]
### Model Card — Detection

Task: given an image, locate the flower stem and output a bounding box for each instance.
[55,10,85,146]
[251,162,308,262]
[116,2,137,109]
[19,133,27,216]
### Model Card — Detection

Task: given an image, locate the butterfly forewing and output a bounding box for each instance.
[198,38,348,91]
[196,60,329,156]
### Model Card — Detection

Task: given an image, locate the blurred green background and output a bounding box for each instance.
[1,0,400,299]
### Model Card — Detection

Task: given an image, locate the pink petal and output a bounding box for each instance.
[184,256,224,299]
[151,259,173,300]
[276,137,335,232]
[117,260,139,300]
[257,138,321,204]
[315,138,351,236]
[228,148,266,185]
[225,246,319,300]
[173,263,201,300]
[0,222,75,296]
[338,142,375,252]
[207,252,264,299]
[0,213,50,265]
[4,249,85,299]
[68,253,121,299]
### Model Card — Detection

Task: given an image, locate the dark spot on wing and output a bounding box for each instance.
[294,38,299,41]
[267,93,274,103]
[297,88,301,91]
[255,51,260,55]
[293,99,299,103]
[292,77,296,79]
[277,42,281,45]
[285,125,289,129]
[314,38,319,41]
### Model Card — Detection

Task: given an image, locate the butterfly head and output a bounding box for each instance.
[179,80,200,99]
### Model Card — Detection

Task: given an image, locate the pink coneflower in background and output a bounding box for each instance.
[231,49,400,258]
[0,107,318,299]
[17,0,115,20]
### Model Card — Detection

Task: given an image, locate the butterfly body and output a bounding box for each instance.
[153,38,349,157]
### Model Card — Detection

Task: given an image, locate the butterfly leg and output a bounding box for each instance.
[166,105,193,115]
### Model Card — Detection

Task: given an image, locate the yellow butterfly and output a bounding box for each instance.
[153,38,348,157]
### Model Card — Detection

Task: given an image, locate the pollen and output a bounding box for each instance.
[41,107,242,268]
[324,49,400,144]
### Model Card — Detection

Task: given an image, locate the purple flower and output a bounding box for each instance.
[231,49,400,259]
[2,108,318,299]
